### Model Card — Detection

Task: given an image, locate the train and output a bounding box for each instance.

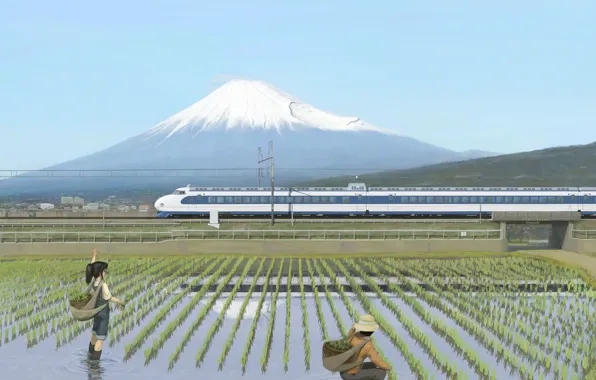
[153,183,596,218]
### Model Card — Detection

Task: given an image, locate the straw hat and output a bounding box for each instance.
[353,314,379,332]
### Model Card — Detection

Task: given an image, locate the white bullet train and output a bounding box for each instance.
[154,183,596,218]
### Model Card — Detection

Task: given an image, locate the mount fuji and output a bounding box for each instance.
[1,80,490,197]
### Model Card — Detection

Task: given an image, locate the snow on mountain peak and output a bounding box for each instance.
[145,79,397,138]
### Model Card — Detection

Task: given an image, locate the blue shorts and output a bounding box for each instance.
[92,312,109,340]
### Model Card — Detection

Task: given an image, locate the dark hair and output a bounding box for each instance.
[86,261,109,284]
[359,331,374,336]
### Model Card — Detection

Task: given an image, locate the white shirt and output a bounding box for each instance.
[93,278,113,300]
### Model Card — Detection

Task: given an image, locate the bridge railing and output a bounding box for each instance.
[571,229,596,240]
[0,229,503,243]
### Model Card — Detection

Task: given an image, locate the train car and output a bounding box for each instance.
[154,183,596,218]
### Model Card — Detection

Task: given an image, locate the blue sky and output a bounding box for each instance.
[1,0,594,169]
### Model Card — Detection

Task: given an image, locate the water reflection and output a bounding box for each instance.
[85,358,105,380]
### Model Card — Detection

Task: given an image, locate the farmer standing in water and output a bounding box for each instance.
[87,249,126,360]
[340,315,391,380]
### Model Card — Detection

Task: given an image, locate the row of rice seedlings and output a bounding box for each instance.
[297,259,311,371]
[259,257,285,373]
[123,258,209,359]
[143,258,225,364]
[108,261,184,347]
[239,259,276,373]
[167,257,242,370]
[457,279,593,375]
[468,283,585,362]
[217,258,266,370]
[283,259,292,372]
[360,259,495,379]
[305,259,329,340]
[400,262,562,378]
[332,259,443,379]
[475,284,592,373]
[195,258,257,367]
[315,259,400,380]
[310,260,342,337]
[449,282,567,369]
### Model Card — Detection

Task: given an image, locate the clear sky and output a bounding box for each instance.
[1,0,594,169]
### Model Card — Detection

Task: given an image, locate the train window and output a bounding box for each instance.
[538,197,546,203]
[426,197,434,203]
[504,196,512,203]
[251,196,259,203]
[435,197,443,203]
[452,197,460,203]
[547,196,555,203]
[485,197,493,203]
[321,196,329,203]
[313,196,320,203]
[530,197,538,203]
[208,197,215,203]
[258,196,266,203]
[401,197,409,203]
[419,197,426,203]
[478,197,486,203]
[470,197,477,203]
[513,197,521,203]
[233,197,241,203]
[461,197,469,203]
[409,196,417,203]
[303,197,311,203]
[216,197,224,203]
[329,196,337,203]
[495,197,502,203]
[294,197,301,203]
[343,197,351,203]
[557,196,563,203]
[522,196,529,203]
[243,196,251,203]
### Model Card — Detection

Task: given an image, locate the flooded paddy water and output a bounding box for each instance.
[0,256,594,380]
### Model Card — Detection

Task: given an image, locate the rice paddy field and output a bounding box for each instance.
[0,256,594,380]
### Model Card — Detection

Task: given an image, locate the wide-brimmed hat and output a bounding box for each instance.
[353,314,379,332]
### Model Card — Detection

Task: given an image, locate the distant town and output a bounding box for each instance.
[0,194,154,214]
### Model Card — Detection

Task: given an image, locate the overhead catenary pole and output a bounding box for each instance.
[258,140,275,225]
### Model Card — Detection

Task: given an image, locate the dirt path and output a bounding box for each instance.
[520,249,596,281]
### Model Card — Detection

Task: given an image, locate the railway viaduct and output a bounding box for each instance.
[492,211,596,253]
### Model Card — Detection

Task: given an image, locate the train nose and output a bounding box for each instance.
[154,197,165,210]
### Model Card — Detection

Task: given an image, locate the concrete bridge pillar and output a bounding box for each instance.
[549,221,569,249]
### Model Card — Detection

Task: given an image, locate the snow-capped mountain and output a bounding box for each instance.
[0,80,491,197]
[145,79,393,139]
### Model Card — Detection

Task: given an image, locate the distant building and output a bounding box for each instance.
[73,197,84,205]
[138,204,150,212]
[83,203,99,211]
[61,196,74,205]
[39,203,55,210]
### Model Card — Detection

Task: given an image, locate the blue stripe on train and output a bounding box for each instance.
[156,210,492,217]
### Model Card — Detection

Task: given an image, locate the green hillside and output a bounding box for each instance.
[299,142,596,187]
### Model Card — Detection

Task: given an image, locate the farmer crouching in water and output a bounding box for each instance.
[86,249,126,360]
[340,315,391,380]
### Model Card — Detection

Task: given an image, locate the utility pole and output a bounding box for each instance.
[258,141,275,225]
